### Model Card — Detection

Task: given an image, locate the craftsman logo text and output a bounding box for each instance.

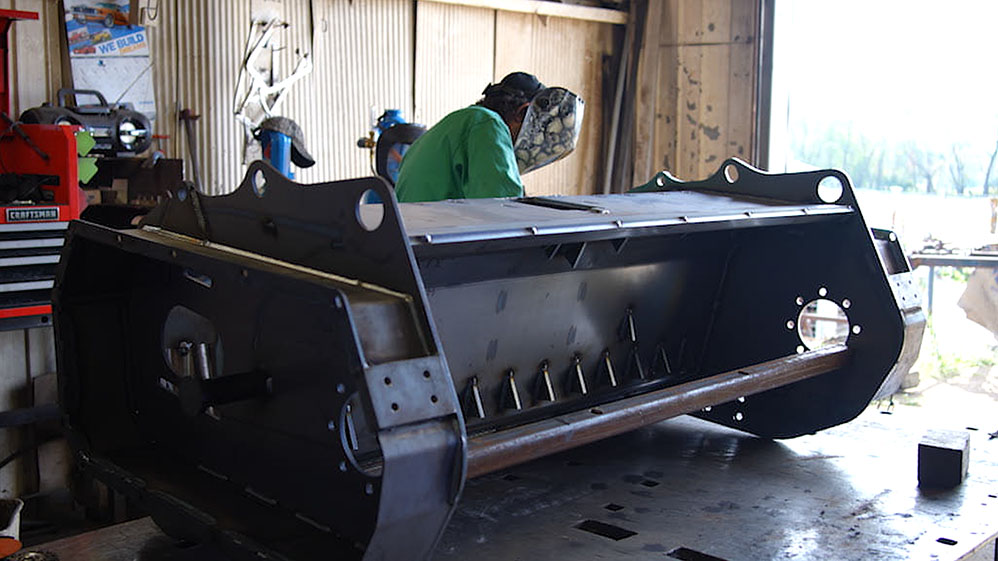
[6,207,60,222]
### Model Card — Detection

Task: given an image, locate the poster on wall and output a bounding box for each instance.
[64,1,155,120]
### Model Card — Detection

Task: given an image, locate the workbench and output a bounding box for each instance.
[23,407,998,560]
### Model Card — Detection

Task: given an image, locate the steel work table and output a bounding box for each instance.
[24,407,998,561]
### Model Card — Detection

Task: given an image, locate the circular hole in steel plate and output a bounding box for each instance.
[817,175,844,203]
[797,298,849,351]
[723,163,739,183]
[252,169,267,197]
[357,189,385,231]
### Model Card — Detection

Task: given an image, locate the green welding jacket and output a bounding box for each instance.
[395,106,524,203]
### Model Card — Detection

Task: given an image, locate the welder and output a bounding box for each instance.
[395,71,584,202]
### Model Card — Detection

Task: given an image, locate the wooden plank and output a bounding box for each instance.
[676,45,703,180]
[656,0,680,47]
[727,2,757,165]
[495,11,613,196]
[698,43,729,177]
[697,0,734,176]
[654,44,679,173]
[631,0,664,184]
[32,372,69,494]
[675,0,702,45]
[22,327,56,498]
[700,0,732,44]
[652,2,680,173]
[423,0,627,25]
[40,0,65,110]
[26,327,55,378]
[0,331,26,499]
[414,1,495,127]
[729,0,757,43]
[644,0,758,180]
[10,0,50,114]
[727,40,756,163]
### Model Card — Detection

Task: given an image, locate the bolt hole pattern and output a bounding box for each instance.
[390,402,399,411]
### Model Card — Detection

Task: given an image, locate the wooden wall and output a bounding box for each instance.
[494,11,614,196]
[631,0,760,185]
[414,0,618,197]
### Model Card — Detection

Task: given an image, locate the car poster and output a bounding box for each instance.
[64,1,156,120]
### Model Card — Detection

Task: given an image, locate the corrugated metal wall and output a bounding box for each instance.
[4,0,64,117]
[142,0,415,194]
[286,0,414,185]
[147,1,180,162]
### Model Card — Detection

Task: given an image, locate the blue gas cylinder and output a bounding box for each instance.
[376,109,406,134]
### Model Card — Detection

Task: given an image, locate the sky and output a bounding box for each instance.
[777,0,998,153]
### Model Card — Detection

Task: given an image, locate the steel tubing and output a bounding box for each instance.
[466,345,851,478]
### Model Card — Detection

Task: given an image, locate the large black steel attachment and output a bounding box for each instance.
[53,158,924,560]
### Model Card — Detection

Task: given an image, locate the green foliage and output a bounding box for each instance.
[790,121,992,196]
[917,317,996,383]
[936,267,972,283]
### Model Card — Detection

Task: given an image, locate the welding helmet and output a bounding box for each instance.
[513,87,584,175]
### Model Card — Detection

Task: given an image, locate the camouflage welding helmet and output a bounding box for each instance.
[513,87,584,175]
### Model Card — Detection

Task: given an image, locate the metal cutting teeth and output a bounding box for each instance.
[567,354,588,395]
[502,370,522,411]
[534,361,557,404]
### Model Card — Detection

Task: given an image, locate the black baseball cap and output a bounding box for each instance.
[483,72,545,99]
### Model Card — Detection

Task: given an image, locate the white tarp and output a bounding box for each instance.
[958,268,998,337]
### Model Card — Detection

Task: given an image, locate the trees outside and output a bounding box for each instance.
[790,121,995,196]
